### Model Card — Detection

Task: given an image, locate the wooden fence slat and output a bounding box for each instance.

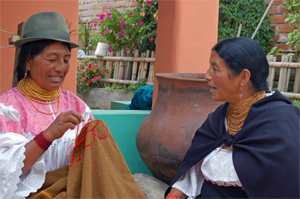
[268,67,275,91]
[113,52,121,79]
[124,50,133,80]
[294,68,300,93]
[148,51,155,83]
[131,49,140,81]
[118,51,126,80]
[137,52,146,81]
[142,50,150,79]
[278,55,287,92]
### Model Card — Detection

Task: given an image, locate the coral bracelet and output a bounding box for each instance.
[166,193,180,199]
[34,132,53,151]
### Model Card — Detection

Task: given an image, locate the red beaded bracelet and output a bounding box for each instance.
[166,193,180,199]
[34,132,52,151]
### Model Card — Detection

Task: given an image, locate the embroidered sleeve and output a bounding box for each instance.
[172,160,204,198]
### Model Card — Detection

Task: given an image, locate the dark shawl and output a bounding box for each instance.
[165,91,300,198]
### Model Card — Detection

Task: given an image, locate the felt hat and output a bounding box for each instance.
[14,11,78,49]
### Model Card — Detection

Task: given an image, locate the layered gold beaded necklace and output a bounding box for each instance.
[17,77,61,114]
[227,91,266,135]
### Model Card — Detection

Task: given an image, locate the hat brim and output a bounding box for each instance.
[14,37,79,49]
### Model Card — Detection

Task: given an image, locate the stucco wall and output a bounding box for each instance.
[0,1,79,95]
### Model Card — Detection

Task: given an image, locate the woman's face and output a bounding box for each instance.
[205,50,241,102]
[26,42,71,91]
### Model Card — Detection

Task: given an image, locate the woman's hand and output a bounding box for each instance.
[166,188,187,199]
[43,110,85,142]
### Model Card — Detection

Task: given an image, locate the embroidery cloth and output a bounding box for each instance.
[28,120,146,199]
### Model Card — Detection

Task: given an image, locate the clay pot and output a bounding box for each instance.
[136,73,222,185]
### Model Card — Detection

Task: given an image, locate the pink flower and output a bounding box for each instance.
[149,38,154,43]
[93,23,97,27]
[109,47,113,52]
[120,21,125,26]
[147,5,151,9]
[86,85,88,87]
[97,84,100,86]
[105,68,107,71]
[139,21,144,26]
[106,29,110,33]
[80,80,83,82]
[116,10,119,13]
[100,32,104,36]
[99,14,105,20]
[129,13,133,17]
[107,13,113,18]
[140,11,145,17]
[119,30,125,36]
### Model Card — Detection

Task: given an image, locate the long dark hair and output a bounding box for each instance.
[16,40,71,82]
[212,37,269,92]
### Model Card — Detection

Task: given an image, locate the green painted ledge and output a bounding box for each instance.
[111,101,131,110]
[92,110,152,175]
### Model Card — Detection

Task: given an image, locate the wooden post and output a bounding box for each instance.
[12,22,26,87]
[131,49,139,81]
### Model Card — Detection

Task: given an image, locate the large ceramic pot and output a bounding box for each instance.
[136,73,222,185]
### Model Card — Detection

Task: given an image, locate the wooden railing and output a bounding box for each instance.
[267,55,300,99]
[77,49,155,88]
[77,52,300,100]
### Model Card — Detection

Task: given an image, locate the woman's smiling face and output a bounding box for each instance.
[205,50,241,102]
[26,42,71,91]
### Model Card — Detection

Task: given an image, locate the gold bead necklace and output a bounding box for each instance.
[17,77,61,114]
[227,91,266,135]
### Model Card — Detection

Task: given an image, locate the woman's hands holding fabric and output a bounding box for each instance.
[43,110,85,142]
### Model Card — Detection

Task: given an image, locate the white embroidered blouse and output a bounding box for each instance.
[0,87,94,199]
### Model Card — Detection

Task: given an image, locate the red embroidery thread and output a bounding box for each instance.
[66,120,108,166]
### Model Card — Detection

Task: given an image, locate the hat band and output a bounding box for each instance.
[22,29,70,42]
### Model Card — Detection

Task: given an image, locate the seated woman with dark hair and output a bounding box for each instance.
[165,37,299,198]
[0,11,145,198]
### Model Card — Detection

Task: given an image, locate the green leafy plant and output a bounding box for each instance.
[124,78,148,94]
[267,46,283,55]
[283,0,300,53]
[77,58,108,93]
[94,8,145,52]
[294,99,300,108]
[135,0,158,52]
[218,0,274,54]
[105,83,124,92]
[78,24,106,53]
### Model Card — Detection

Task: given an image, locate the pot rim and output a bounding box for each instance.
[155,73,207,82]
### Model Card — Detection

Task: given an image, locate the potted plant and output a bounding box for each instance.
[93,32,110,56]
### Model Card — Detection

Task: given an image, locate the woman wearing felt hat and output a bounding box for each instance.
[0,11,145,198]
